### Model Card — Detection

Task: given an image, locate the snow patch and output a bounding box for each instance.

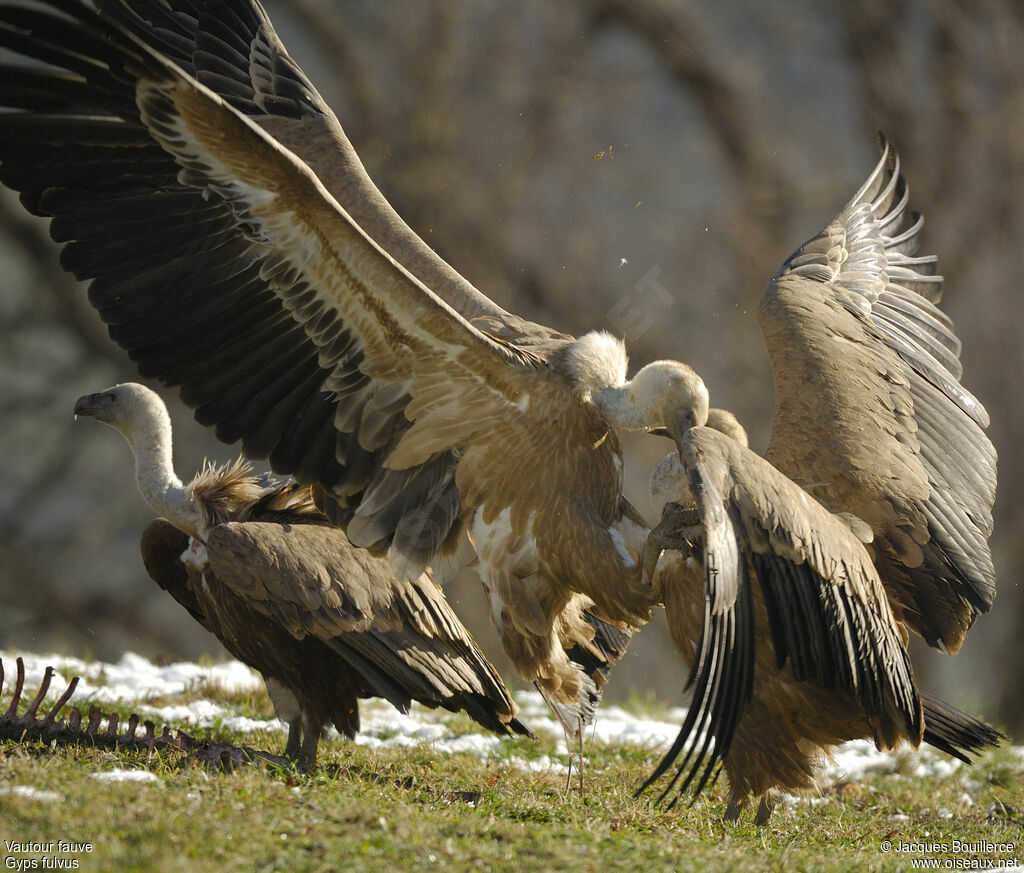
[0,785,63,802]
[827,739,899,779]
[826,738,967,783]
[91,769,161,784]
[135,700,285,736]
[3,650,1016,789]
[1,649,263,705]
[504,755,569,775]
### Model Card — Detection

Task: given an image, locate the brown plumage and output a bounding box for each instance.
[0,0,712,718]
[75,383,531,767]
[759,143,995,653]
[642,146,1000,821]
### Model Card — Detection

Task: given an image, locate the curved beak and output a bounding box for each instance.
[645,413,696,457]
[73,392,106,420]
[74,394,96,417]
[665,409,698,458]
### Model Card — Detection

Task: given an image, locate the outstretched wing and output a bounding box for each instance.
[0,0,566,578]
[92,0,568,350]
[759,138,996,652]
[205,519,528,736]
[643,428,922,806]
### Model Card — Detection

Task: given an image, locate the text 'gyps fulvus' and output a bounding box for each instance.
[640,144,1000,822]
[75,382,532,767]
[0,0,695,717]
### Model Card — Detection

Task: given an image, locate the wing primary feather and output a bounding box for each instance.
[641,462,755,808]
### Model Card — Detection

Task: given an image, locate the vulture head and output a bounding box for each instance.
[75,382,199,537]
[74,382,170,448]
[649,407,750,515]
[593,358,709,454]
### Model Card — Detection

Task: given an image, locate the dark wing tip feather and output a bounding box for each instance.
[754,537,923,746]
[921,690,1004,763]
[638,454,755,807]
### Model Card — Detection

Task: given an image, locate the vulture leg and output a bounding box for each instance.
[724,794,775,826]
[297,710,324,771]
[284,720,303,760]
[641,502,702,586]
[264,677,307,764]
[754,794,776,826]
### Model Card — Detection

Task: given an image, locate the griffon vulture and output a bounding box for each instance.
[0,0,701,714]
[639,145,999,821]
[75,382,531,767]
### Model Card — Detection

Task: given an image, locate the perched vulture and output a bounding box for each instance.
[0,0,704,715]
[640,145,1000,821]
[74,382,531,767]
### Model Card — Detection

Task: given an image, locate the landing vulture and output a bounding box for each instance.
[75,382,532,767]
[0,0,702,713]
[641,145,999,821]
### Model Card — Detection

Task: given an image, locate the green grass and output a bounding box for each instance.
[2,681,1021,873]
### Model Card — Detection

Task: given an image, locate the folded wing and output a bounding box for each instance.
[207,519,529,735]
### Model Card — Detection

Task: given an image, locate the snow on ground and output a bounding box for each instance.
[0,649,1011,786]
[0,785,64,802]
[91,769,161,785]
[2,650,262,705]
[4,649,1021,868]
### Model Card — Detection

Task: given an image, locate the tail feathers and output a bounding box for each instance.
[537,669,601,740]
[542,612,635,739]
[921,690,1004,763]
[567,618,634,693]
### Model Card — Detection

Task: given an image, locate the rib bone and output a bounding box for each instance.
[0,656,288,769]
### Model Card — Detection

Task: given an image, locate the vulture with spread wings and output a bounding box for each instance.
[75,382,532,766]
[640,143,999,822]
[0,0,705,716]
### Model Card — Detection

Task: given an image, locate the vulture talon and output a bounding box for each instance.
[641,502,702,587]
